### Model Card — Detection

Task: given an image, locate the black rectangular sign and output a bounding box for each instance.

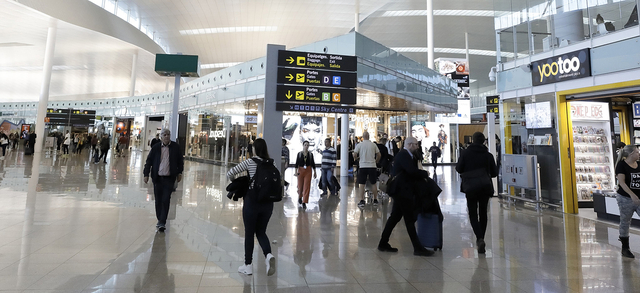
[277,67,357,88]
[276,85,357,105]
[486,105,499,114]
[276,103,355,114]
[278,50,357,72]
[486,95,499,106]
[531,48,591,86]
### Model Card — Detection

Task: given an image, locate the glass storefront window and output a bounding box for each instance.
[500,94,562,206]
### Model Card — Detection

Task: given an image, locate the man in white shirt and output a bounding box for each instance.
[353,131,381,207]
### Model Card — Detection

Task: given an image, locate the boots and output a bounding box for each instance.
[619,237,635,258]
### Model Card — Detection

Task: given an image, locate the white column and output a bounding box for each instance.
[170,74,180,141]
[129,53,138,97]
[427,0,434,69]
[487,113,497,195]
[35,23,57,154]
[263,44,286,172]
[256,101,264,137]
[224,116,231,166]
[465,32,469,62]
[340,113,349,177]
[406,110,412,137]
[354,0,360,32]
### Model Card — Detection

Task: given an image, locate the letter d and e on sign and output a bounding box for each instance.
[332,76,341,85]
[634,103,640,118]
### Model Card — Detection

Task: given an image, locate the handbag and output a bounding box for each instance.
[460,168,492,194]
[0,138,7,145]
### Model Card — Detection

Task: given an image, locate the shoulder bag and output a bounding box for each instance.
[460,168,492,194]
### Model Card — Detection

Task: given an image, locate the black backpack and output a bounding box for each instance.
[249,158,283,203]
[436,148,442,158]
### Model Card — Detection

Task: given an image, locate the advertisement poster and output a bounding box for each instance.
[21,124,30,139]
[411,122,450,163]
[283,115,327,164]
[434,58,470,99]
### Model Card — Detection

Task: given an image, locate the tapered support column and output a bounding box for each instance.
[35,22,57,154]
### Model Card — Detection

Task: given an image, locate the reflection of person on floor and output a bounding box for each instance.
[294,210,312,277]
[318,195,339,257]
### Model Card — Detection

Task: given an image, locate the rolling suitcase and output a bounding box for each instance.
[416,213,443,250]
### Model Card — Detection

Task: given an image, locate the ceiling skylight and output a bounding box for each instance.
[180,26,277,36]
[381,10,503,18]
[391,47,519,58]
[200,63,242,69]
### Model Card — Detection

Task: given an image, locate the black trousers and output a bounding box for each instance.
[379,197,422,251]
[153,176,175,226]
[63,144,69,154]
[242,201,273,265]
[98,148,108,162]
[466,194,490,240]
[431,157,438,169]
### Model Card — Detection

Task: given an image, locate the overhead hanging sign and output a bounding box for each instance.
[435,58,469,99]
[531,48,591,86]
[276,85,356,104]
[277,67,357,88]
[278,50,357,72]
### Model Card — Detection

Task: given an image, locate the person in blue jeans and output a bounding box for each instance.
[615,145,640,258]
[320,138,337,196]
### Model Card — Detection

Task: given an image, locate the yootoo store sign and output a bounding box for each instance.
[531,49,591,86]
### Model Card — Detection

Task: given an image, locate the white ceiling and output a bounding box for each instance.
[2,0,504,103]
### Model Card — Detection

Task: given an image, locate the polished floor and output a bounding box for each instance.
[0,148,639,293]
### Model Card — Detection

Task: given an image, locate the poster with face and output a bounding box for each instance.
[411,122,450,163]
[283,115,327,164]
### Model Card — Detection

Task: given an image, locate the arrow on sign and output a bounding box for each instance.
[285,91,293,100]
[286,57,294,64]
[286,74,294,81]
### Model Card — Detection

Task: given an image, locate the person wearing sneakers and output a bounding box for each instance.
[226,138,277,276]
[295,141,317,209]
[614,145,640,258]
[320,138,337,197]
[353,131,380,207]
[378,136,433,256]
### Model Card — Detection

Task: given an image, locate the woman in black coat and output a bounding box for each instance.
[455,132,498,254]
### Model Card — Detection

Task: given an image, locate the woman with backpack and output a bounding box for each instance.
[226,138,277,276]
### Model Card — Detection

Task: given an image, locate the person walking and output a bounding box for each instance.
[614,145,640,258]
[295,141,316,209]
[143,129,184,232]
[428,142,440,172]
[378,136,434,256]
[455,132,498,254]
[98,134,110,163]
[0,132,9,160]
[91,134,98,154]
[63,131,71,156]
[320,138,337,196]
[226,138,277,276]
[353,131,380,207]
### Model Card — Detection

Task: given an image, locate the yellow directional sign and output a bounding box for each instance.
[295,91,304,100]
[285,91,293,99]
[286,57,294,64]
[296,56,305,66]
[296,73,305,83]
[285,74,294,81]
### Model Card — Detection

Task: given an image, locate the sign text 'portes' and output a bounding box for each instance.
[277,67,356,88]
[276,85,356,105]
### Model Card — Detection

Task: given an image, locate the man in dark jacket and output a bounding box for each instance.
[97,134,110,163]
[378,136,434,256]
[144,128,184,232]
[455,132,498,254]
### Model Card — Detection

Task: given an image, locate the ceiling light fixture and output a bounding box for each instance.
[180,26,277,36]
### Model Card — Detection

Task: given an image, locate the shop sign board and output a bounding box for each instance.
[278,50,357,72]
[569,101,609,121]
[277,67,356,88]
[531,49,591,86]
[276,85,356,104]
[276,102,355,114]
[245,115,257,124]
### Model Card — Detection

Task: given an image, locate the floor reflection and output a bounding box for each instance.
[0,148,639,292]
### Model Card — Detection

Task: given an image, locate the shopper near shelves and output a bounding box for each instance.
[616,142,626,157]
[615,144,640,258]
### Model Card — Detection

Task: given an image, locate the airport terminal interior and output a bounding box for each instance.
[3,0,640,292]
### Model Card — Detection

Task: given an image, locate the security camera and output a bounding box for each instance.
[488,66,497,82]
